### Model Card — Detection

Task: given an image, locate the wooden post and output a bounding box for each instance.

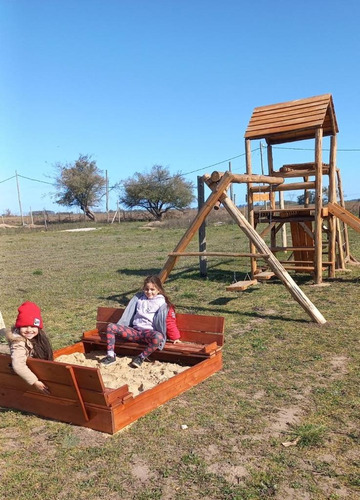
[314,128,323,284]
[219,193,326,324]
[267,143,276,249]
[336,169,350,261]
[245,139,257,277]
[279,191,287,250]
[336,217,345,269]
[159,172,233,282]
[229,162,234,203]
[328,135,337,276]
[43,210,48,230]
[197,176,207,277]
[267,144,274,176]
[303,176,310,207]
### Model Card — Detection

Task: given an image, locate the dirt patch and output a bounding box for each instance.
[55,351,189,396]
[269,405,304,434]
[130,457,155,482]
[328,355,348,379]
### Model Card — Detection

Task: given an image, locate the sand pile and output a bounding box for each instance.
[55,351,189,396]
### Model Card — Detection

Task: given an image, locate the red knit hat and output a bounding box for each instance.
[15,301,43,329]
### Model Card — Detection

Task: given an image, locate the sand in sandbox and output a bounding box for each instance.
[55,351,189,396]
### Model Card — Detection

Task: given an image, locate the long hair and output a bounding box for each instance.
[143,275,174,308]
[31,330,54,361]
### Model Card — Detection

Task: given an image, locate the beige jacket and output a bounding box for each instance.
[5,328,38,386]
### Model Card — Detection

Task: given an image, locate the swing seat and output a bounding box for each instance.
[226,279,258,291]
[254,271,275,281]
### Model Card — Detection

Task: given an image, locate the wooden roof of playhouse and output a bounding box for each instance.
[244,94,339,145]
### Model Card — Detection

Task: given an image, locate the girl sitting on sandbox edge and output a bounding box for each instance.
[6,301,53,394]
[100,275,181,368]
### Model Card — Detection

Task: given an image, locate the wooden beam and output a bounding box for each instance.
[210,171,284,185]
[66,365,90,422]
[197,175,207,277]
[270,247,315,252]
[336,169,350,259]
[159,172,233,282]
[250,181,316,193]
[328,134,337,277]
[214,193,326,324]
[328,203,360,233]
[314,127,324,283]
[245,139,257,278]
[168,251,269,258]
[259,222,276,238]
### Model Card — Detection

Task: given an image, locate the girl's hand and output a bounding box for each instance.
[33,380,50,395]
[173,339,181,344]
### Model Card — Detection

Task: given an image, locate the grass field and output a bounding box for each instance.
[0,218,359,499]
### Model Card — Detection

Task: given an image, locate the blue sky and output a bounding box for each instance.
[1,0,360,215]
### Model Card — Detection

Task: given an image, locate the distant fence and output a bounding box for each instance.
[1,210,158,227]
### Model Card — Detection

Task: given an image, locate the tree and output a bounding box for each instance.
[297,187,329,206]
[54,154,106,221]
[120,165,194,220]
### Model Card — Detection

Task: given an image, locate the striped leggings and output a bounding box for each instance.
[106,323,165,359]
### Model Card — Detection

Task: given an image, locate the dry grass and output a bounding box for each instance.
[0,218,359,499]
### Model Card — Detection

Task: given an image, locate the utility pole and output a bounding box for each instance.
[106,170,109,222]
[15,171,24,225]
[229,161,234,202]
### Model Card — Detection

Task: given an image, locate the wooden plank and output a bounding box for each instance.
[7,354,113,408]
[66,365,89,421]
[54,341,85,357]
[254,271,275,280]
[0,386,94,426]
[87,310,226,341]
[270,247,315,253]
[176,313,225,334]
[96,307,124,332]
[104,385,134,406]
[282,266,315,271]
[226,279,258,291]
[290,221,314,263]
[0,353,15,375]
[111,352,223,433]
[328,203,360,233]
[253,193,270,202]
[82,337,220,359]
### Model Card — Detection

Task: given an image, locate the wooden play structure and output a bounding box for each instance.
[244,93,359,283]
[0,308,224,434]
[159,95,360,325]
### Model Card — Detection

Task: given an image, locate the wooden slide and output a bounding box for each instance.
[328,203,360,233]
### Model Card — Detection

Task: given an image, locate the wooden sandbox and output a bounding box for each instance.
[0,307,225,434]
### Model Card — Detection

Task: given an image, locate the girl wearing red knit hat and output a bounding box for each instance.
[6,301,53,394]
